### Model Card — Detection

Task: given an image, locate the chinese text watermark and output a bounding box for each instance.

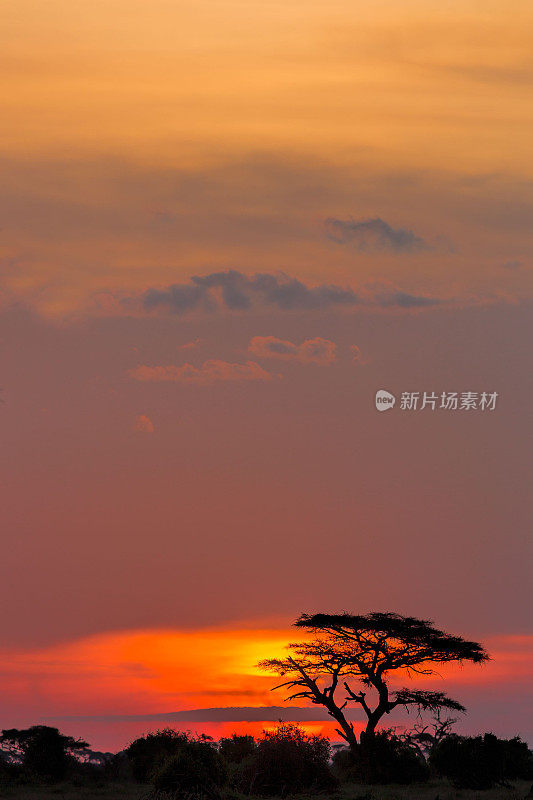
[375,390,498,412]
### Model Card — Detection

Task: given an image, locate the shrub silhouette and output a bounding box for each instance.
[151,740,227,798]
[398,709,460,759]
[218,734,256,764]
[126,729,198,783]
[430,732,533,789]
[232,722,337,795]
[0,750,20,783]
[503,736,533,779]
[332,731,429,785]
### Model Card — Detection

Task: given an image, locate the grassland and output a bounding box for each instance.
[0,781,531,800]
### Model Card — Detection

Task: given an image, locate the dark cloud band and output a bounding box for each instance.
[49,706,364,723]
[325,216,430,253]
[138,270,440,315]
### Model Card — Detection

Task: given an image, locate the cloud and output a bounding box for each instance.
[193,271,254,310]
[143,283,208,315]
[140,270,359,314]
[132,414,154,433]
[501,260,523,270]
[350,345,367,365]
[129,360,273,385]
[249,336,337,365]
[52,706,363,723]
[357,280,441,308]
[245,273,357,310]
[376,290,439,308]
[137,270,440,315]
[325,216,430,253]
[0,152,529,322]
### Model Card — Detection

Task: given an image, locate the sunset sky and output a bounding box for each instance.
[0,0,532,752]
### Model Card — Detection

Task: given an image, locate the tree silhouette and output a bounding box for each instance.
[259,612,489,751]
[0,726,88,782]
[399,708,460,759]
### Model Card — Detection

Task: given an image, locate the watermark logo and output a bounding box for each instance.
[374,390,498,412]
[375,389,396,411]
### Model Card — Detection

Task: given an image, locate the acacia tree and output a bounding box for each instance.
[259,612,489,752]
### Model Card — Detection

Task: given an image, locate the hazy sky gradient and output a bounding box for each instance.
[0,0,531,751]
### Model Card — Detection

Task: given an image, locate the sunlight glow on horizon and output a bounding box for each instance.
[1,624,530,723]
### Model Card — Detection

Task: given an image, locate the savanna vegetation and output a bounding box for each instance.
[0,613,531,799]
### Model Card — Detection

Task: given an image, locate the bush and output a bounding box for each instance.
[332,731,429,785]
[104,750,134,782]
[232,722,337,796]
[16,729,68,783]
[218,735,256,765]
[0,752,21,785]
[501,735,533,779]
[151,741,227,798]
[126,729,193,783]
[430,732,533,789]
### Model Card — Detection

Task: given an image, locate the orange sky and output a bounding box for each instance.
[1,0,532,315]
[2,625,531,714]
[1,625,531,751]
[3,0,532,169]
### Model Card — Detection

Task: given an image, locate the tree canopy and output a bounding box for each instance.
[0,726,88,761]
[0,726,89,782]
[260,612,489,750]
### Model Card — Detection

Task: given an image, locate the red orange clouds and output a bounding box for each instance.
[248,336,337,365]
[133,414,155,433]
[129,360,273,385]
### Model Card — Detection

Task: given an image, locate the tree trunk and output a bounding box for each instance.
[326,701,359,752]
[363,682,390,736]
[364,714,380,736]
